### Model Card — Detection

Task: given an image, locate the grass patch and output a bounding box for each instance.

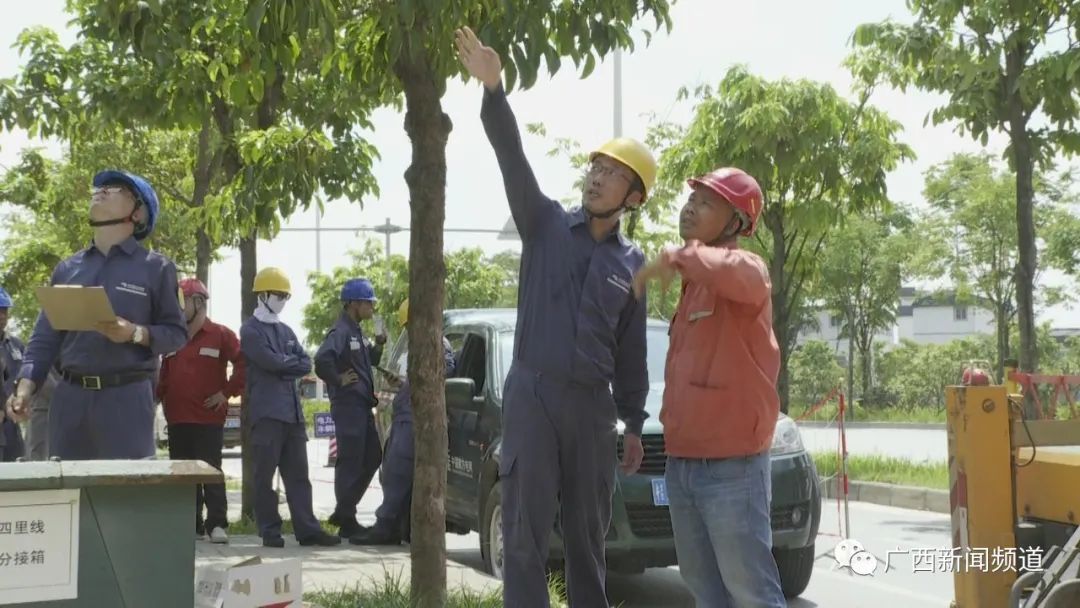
[811,451,949,490]
[304,570,573,608]
[789,403,946,424]
[228,515,335,536]
[303,399,330,429]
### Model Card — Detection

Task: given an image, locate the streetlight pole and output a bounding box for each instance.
[371,217,403,293]
[614,47,623,138]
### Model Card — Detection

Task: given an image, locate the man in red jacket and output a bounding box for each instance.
[633,167,785,607]
[158,278,246,544]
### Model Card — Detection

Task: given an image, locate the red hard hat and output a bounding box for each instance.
[179,278,209,299]
[687,168,764,237]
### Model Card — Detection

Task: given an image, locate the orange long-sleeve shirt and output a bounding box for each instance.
[659,240,780,459]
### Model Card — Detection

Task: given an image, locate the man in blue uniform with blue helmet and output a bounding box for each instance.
[6,170,188,460]
[457,27,652,607]
[241,266,340,548]
[314,278,386,538]
[0,288,27,462]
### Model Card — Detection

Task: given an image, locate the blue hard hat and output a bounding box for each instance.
[341,278,377,302]
[0,288,12,309]
[93,169,160,240]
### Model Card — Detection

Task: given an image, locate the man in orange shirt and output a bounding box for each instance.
[158,278,246,544]
[633,167,785,607]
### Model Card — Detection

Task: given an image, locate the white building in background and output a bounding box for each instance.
[797,286,997,357]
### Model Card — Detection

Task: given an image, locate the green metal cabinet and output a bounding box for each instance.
[0,459,220,607]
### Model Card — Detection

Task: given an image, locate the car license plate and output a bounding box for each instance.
[224,418,240,429]
[651,478,669,507]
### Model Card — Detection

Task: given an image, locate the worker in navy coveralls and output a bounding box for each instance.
[457,27,653,607]
[6,170,187,460]
[240,266,340,548]
[0,288,26,462]
[351,298,456,545]
[314,278,387,538]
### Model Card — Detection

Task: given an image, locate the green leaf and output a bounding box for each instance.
[581,52,596,79]
[246,0,269,37]
[250,74,265,103]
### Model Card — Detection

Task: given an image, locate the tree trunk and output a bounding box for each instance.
[768,215,791,413]
[395,42,450,608]
[860,341,872,405]
[239,234,258,521]
[196,228,212,284]
[995,303,1009,383]
[1006,44,1039,417]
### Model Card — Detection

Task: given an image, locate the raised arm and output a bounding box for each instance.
[457,26,559,242]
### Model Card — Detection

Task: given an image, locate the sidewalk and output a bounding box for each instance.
[207,440,500,597]
[194,536,501,597]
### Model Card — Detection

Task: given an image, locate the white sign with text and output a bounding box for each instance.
[0,489,80,604]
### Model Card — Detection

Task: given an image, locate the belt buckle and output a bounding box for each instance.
[81,376,102,391]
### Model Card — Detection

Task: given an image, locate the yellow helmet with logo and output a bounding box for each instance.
[253,267,291,294]
[590,137,658,201]
[397,299,409,327]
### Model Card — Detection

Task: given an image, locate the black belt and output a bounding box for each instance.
[59,369,153,391]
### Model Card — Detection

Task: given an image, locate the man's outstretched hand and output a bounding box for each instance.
[455,26,502,91]
[632,255,676,299]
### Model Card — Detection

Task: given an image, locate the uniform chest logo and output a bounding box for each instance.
[607,273,631,294]
[116,282,148,297]
[349,337,361,351]
[199,347,221,358]
[689,309,715,322]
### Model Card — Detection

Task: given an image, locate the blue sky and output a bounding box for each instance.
[2,0,1073,342]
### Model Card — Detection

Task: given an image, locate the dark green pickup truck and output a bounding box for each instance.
[374,308,821,599]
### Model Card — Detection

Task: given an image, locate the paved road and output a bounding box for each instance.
[799,426,948,463]
[220,439,963,607]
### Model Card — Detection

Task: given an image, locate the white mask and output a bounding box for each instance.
[265,294,287,314]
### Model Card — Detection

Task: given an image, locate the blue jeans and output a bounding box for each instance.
[666,453,786,608]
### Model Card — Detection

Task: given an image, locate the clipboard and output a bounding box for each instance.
[376,365,404,384]
[34,285,118,331]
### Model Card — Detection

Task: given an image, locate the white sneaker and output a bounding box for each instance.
[209,527,229,544]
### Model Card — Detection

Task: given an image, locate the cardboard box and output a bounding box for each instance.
[195,557,302,608]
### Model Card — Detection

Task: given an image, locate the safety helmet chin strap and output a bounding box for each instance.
[706,213,747,247]
[584,184,640,221]
[89,191,145,231]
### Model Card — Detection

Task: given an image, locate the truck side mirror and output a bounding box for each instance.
[445,377,482,412]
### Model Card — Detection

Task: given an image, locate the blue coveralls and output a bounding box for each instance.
[480,84,650,606]
[239,316,323,542]
[0,334,27,461]
[18,236,187,460]
[372,336,456,537]
[314,312,383,529]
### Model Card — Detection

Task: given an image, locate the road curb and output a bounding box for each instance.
[798,421,946,431]
[819,477,950,514]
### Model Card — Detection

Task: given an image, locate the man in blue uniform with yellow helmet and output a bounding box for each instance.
[314,278,386,538]
[458,27,652,607]
[6,170,188,460]
[240,266,340,548]
[351,298,457,546]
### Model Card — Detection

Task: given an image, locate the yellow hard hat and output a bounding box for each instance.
[397,299,408,327]
[590,137,658,200]
[253,267,291,294]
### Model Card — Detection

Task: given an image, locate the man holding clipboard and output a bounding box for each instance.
[5,169,188,460]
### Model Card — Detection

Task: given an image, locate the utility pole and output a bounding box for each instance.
[614,47,623,138]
